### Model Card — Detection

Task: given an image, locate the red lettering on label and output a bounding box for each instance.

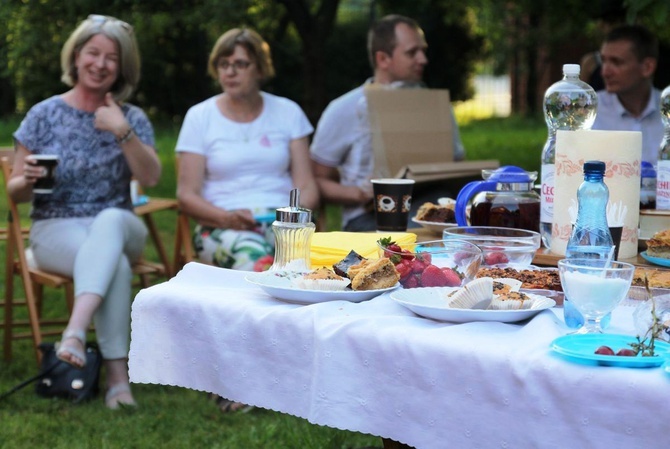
[542,185,555,195]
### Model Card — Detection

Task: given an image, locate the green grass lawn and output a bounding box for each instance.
[0,114,545,448]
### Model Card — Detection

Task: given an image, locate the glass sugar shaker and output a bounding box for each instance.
[269,189,315,272]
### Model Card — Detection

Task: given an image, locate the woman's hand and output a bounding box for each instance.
[22,156,45,186]
[224,209,256,230]
[94,92,129,138]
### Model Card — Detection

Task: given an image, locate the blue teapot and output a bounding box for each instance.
[455,166,540,232]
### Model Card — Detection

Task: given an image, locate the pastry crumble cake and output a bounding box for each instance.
[347,258,400,291]
[632,267,670,289]
[415,202,455,223]
[646,229,670,259]
[476,267,562,291]
[303,267,344,280]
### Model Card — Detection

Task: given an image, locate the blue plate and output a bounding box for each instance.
[254,213,276,224]
[551,334,670,368]
[640,251,670,268]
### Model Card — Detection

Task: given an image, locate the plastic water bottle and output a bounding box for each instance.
[540,64,597,248]
[564,161,614,328]
[655,85,670,209]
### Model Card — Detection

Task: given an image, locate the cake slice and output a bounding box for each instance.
[348,258,400,291]
[415,202,456,223]
[646,229,670,259]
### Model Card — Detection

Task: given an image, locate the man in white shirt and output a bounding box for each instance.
[592,24,663,165]
[310,14,465,231]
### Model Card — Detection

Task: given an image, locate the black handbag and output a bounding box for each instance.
[0,341,102,404]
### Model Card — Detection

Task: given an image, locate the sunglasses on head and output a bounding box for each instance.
[87,14,133,34]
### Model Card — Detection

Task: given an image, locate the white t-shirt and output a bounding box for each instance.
[176,92,313,210]
[592,88,663,165]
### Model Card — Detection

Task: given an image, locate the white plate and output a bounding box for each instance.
[245,270,399,305]
[390,287,555,323]
[411,217,458,235]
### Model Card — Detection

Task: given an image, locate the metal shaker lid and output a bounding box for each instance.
[275,189,312,223]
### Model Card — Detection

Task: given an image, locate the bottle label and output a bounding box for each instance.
[540,164,555,223]
[657,160,670,210]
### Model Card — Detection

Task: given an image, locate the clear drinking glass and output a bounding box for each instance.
[557,258,634,334]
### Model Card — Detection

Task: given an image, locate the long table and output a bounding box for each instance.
[128,262,668,449]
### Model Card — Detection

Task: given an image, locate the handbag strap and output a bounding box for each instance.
[0,360,61,401]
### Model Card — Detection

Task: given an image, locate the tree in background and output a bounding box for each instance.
[0,0,484,123]
[2,0,667,120]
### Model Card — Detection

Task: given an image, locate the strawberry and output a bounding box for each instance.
[484,251,509,266]
[388,243,403,253]
[416,252,432,265]
[399,249,414,260]
[395,262,412,280]
[441,267,462,287]
[411,258,426,273]
[453,251,470,264]
[420,264,449,287]
[402,274,421,289]
[253,255,274,272]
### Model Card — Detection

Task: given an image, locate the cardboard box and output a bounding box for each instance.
[365,86,499,183]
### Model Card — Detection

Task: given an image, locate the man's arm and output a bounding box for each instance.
[312,160,372,207]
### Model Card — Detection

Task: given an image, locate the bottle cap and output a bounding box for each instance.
[583,160,606,174]
[641,161,656,177]
[485,165,535,183]
[562,64,580,76]
[275,189,312,223]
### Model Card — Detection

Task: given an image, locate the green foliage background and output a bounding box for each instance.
[1,0,669,123]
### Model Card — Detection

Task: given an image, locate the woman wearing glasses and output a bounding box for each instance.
[8,15,160,409]
[176,28,318,273]
[176,28,317,413]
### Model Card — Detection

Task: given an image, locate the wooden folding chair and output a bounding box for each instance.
[172,155,198,273]
[1,156,163,364]
[133,195,179,278]
[0,147,29,241]
[173,211,196,273]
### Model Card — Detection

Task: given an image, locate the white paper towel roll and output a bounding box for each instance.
[550,130,641,259]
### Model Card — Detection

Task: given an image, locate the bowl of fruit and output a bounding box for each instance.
[378,237,483,289]
[441,226,541,268]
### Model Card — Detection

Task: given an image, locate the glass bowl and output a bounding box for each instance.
[378,239,483,289]
[441,226,541,268]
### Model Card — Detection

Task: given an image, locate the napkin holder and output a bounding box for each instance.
[550,130,641,259]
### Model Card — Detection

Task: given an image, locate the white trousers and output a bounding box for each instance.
[30,208,147,359]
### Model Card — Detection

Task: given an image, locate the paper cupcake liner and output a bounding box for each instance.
[448,277,493,309]
[493,278,522,293]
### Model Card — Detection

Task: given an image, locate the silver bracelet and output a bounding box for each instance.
[116,128,135,145]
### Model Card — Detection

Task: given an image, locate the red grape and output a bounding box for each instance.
[594,345,615,355]
[616,348,637,357]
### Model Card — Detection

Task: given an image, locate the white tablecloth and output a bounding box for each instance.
[129,263,667,449]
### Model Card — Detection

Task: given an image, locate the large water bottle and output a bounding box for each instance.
[564,161,614,328]
[540,64,597,248]
[655,85,670,209]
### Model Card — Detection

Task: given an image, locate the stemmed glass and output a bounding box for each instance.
[558,258,635,334]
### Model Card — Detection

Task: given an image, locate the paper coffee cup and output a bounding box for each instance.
[29,154,59,194]
[371,178,415,232]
